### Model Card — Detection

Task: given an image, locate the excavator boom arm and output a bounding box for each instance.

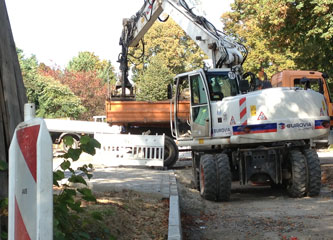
[116,0,247,98]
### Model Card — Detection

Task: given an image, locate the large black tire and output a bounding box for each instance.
[164,136,179,168]
[215,153,232,201]
[287,150,307,198]
[303,149,321,197]
[192,152,200,191]
[199,154,217,201]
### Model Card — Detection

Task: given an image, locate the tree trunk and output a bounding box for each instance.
[0,0,27,237]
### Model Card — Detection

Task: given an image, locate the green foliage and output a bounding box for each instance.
[0,160,8,171]
[0,160,8,236]
[17,49,39,106]
[221,1,297,78]
[0,198,8,216]
[130,18,206,75]
[136,55,174,101]
[53,135,111,240]
[63,135,74,146]
[67,51,116,84]
[35,75,86,119]
[62,51,118,119]
[223,0,333,77]
[0,197,8,239]
[17,49,86,119]
[1,231,7,240]
[18,49,117,120]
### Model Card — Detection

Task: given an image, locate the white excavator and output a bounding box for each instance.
[117,0,329,201]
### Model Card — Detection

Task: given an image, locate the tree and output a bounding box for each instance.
[17,49,40,105]
[260,0,333,76]
[35,75,86,119]
[61,52,117,120]
[135,55,174,101]
[18,49,86,119]
[67,51,116,84]
[59,71,107,120]
[221,0,297,78]
[223,0,333,77]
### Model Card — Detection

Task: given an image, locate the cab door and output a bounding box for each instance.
[189,73,211,138]
[173,75,191,139]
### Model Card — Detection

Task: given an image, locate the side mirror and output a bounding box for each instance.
[167,84,173,99]
[239,80,249,93]
[322,72,329,79]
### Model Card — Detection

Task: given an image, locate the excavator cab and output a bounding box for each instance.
[171,69,241,140]
[172,70,211,139]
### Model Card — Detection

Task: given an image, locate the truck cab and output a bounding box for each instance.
[271,70,333,146]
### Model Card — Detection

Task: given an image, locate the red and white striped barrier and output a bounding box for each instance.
[239,97,247,125]
[8,104,53,240]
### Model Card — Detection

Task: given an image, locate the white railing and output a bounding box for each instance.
[94,133,165,167]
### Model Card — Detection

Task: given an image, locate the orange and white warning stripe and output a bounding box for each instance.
[239,97,247,125]
[9,119,53,240]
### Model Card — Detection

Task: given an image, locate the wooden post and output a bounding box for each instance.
[0,0,27,237]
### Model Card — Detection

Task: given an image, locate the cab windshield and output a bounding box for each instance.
[206,72,239,101]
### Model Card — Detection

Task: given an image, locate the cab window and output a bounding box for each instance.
[206,73,238,101]
[191,74,207,105]
[294,78,321,92]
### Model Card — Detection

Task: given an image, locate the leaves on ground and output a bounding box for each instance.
[79,190,169,240]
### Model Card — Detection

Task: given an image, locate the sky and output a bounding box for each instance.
[6,0,233,70]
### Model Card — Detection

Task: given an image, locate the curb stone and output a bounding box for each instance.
[320,189,333,198]
[168,170,182,240]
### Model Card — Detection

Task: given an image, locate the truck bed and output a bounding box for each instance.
[105,100,190,127]
[44,119,121,134]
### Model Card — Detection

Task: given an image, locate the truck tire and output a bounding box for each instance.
[199,154,217,201]
[287,150,307,198]
[164,136,179,168]
[303,149,321,197]
[215,153,232,201]
[192,152,200,191]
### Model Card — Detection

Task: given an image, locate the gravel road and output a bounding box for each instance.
[175,164,333,240]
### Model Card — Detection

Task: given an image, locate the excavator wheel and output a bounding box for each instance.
[192,152,200,191]
[303,149,321,196]
[215,153,232,201]
[163,136,179,168]
[287,150,307,198]
[199,154,217,201]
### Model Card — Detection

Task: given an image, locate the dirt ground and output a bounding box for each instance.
[79,190,169,240]
[53,150,169,240]
[175,165,333,240]
[54,147,333,239]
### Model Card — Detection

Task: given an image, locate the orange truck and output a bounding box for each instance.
[271,70,333,146]
[105,100,190,167]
